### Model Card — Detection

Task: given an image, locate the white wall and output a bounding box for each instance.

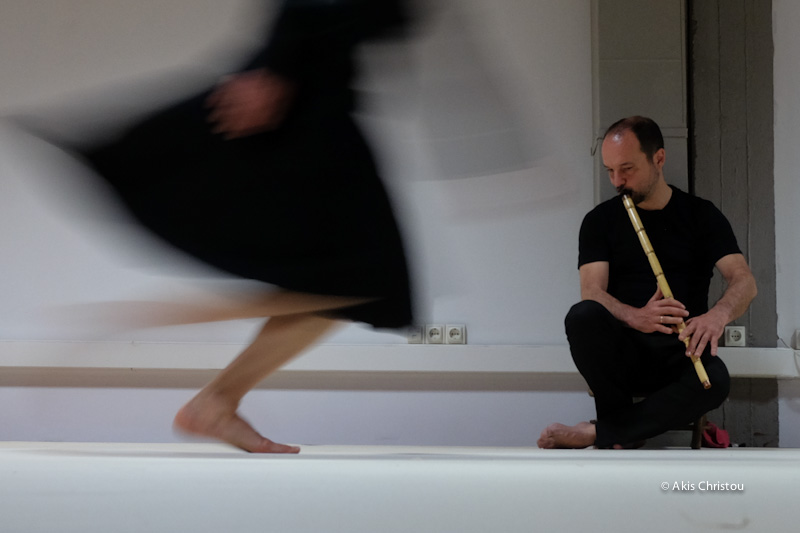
[774,1,800,352]
[0,384,594,446]
[774,0,800,447]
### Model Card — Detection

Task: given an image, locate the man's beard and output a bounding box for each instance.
[616,165,659,204]
[617,187,646,204]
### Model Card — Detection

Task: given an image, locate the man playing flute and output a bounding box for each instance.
[538,116,757,449]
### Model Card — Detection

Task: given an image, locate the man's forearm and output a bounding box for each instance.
[581,288,636,327]
[709,273,758,325]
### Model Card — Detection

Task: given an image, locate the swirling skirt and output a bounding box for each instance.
[81,92,412,328]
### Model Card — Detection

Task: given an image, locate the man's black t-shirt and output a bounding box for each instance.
[578,186,741,318]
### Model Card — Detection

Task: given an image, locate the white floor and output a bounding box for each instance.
[1,442,799,532]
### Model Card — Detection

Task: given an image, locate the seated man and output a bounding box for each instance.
[538,116,757,449]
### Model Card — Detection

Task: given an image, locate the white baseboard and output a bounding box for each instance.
[0,341,797,379]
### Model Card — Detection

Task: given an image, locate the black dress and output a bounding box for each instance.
[79,0,413,328]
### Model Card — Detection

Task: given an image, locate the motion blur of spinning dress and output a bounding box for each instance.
[81,0,413,328]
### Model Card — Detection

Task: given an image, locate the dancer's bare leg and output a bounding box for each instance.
[174,312,342,453]
[537,422,596,449]
[66,288,369,451]
[56,290,374,329]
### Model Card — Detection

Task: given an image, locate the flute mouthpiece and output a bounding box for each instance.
[622,195,634,208]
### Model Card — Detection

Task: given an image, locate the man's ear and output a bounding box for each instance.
[652,147,666,169]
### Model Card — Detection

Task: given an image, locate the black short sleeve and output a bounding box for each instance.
[694,197,742,266]
[578,201,616,268]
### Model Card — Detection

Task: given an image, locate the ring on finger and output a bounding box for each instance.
[659,316,663,324]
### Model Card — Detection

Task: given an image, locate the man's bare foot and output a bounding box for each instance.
[537,421,596,449]
[173,392,299,454]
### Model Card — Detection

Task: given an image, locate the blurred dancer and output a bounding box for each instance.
[74,0,414,452]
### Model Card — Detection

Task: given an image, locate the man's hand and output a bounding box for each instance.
[625,287,689,334]
[206,69,295,139]
[679,308,728,357]
[675,253,757,358]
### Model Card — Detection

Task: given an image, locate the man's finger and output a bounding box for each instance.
[661,297,686,309]
[678,319,692,340]
[649,287,662,302]
[709,337,719,357]
[660,306,689,318]
[688,331,707,357]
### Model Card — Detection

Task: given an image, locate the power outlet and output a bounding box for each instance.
[426,324,444,344]
[445,324,466,344]
[725,326,746,347]
[406,326,424,344]
[794,329,800,350]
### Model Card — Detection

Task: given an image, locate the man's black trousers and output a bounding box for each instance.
[566,300,731,448]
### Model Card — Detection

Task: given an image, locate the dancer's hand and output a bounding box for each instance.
[206,69,295,139]
[628,287,689,334]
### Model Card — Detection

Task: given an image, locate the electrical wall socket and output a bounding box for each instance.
[445,324,466,344]
[410,324,468,344]
[725,326,746,347]
[406,326,424,344]
[794,329,800,350]
[425,324,444,344]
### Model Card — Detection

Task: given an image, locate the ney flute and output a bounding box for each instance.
[621,194,711,389]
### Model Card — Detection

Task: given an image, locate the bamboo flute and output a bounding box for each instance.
[621,194,711,389]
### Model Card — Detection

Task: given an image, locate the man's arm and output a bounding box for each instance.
[679,253,757,356]
[580,261,688,334]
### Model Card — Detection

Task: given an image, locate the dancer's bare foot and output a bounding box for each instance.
[537,421,596,449]
[174,392,299,454]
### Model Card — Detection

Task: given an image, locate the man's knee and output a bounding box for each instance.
[565,300,611,335]
[701,356,731,409]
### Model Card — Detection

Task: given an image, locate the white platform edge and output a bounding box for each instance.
[0,341,797,378]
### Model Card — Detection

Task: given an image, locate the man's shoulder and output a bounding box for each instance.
[669,185,712,206]
[585,195,624,219]
[580,196,630,237]
[668,186,726,216]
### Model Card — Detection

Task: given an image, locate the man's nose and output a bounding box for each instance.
[609,171,624,188]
